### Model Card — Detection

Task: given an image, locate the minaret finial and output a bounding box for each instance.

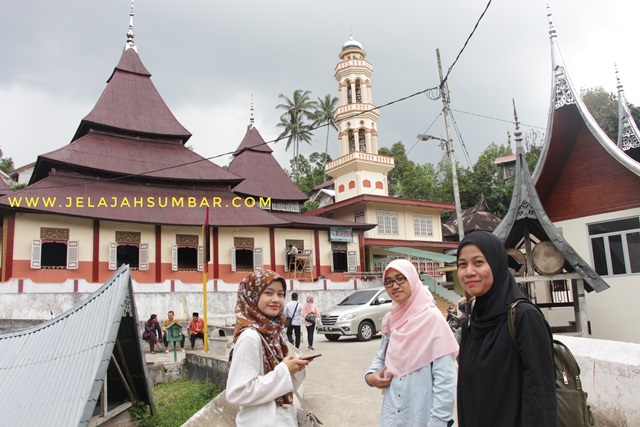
[615,62,623,92]
[349,28,353,40]
[125,0,137,52]
[249,94,255,128]
[513,99,524,152]
[547,4,557,39]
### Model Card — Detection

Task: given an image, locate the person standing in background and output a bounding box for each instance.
[301,296,320,351]
[284,293,302,348]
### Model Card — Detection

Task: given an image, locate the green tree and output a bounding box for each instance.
[379,142,414,197]
[581,86,640,143]
[0,148,14,174]
[311,94,339,183]
[276,89,316,184]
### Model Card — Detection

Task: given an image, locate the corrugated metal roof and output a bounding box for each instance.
[385,247,456,263]
[0,265,154,427]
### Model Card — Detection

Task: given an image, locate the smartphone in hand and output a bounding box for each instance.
[299,354,322,361]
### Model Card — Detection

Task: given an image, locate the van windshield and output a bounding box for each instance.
[338,290,378,305]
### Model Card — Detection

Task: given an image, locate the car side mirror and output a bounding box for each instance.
[377,297,386,304]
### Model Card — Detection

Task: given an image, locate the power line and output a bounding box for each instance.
[451,108,545,129]
[448,110,472,167]
[441,0,493,87]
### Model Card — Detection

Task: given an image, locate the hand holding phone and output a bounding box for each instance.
[299,354,322,361]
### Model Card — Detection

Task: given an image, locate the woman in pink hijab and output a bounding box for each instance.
[365,259,458,427]
[301,296,320,350]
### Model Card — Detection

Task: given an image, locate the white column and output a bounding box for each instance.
[365,129,372,153]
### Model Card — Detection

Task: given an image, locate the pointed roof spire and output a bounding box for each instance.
[615,64,640,160]
[533,9,640,184]
[125,0,137,52]
[513,99,524,155]
[249,94,255,128]
[546,4,557,40]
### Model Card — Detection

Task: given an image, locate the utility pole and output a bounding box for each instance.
[436,48,465,240]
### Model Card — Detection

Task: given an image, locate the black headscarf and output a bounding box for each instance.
[458,231,525,336]
[456,231,532,427]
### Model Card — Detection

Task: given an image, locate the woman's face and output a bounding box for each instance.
[384,268,411,304]
[257,281,286,317]
[457,244,494,297]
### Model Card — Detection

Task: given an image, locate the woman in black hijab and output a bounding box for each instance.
[456,231,556,427]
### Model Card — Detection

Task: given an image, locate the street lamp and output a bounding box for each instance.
[417,133,465,240]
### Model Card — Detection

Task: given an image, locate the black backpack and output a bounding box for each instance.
[508,300,595,427]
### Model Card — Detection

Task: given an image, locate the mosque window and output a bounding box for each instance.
[231,237,263,272]
[346,79,353,103]
[109,231,148,271]
[362,180,371,188]
[349,130,356,152]
[31,228,78,270]
[359,130,366,152]
[355,210,365,223]
[356,79,362,103]
[172,234,202,272]
[349,180,356,189]
[413,214,433,237]
[376,210,398,235]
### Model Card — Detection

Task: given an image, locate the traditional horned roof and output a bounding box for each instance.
[227,125,308,202]
[615,67,640,163]
[533,11,640,189]
[493,107,609,293]
[0,266,154,426]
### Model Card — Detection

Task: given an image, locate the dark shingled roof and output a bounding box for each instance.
[227,126,308,202]
[274,211,376,231]
[443,195,501,237]
[493,118,609,293]
[1,174,290,227]
[72,48,191,143]
[0,266,154,426]
[33,131,242,184]
[0,178,11,196]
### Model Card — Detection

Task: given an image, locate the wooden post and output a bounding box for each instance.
[101,373,108,417]
[572,278,589,337]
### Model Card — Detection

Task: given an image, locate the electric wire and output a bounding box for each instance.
[9,2,495,194]
[450,109,545,130]
[449,110,472,167]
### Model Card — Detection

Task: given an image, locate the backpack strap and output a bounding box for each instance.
[507,298,531,350]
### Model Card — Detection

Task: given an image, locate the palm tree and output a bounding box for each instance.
[311,94,339,183]
[276,89,316,184]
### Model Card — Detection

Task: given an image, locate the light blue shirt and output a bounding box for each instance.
[366,334,457,427]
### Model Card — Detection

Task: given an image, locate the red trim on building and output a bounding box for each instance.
[155,224,162,283]
[314,230,320,277]
[213,227,219,279]
[269,228,276,270]
[309,194,455,216]
[3,212,15,281]
[92,220,99,282]
[359,231,366,271]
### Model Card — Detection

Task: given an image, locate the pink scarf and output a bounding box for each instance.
[381,259,459,378]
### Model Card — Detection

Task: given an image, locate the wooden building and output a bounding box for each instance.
[0,12,373,285]
[526,12,640,343]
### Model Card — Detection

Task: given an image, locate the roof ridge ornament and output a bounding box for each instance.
[125,0,137,52]
[249,94,255,129]
[546,4,557,40]
[615,64,640,152]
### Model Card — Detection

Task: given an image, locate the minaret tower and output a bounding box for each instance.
[325,35,394,202]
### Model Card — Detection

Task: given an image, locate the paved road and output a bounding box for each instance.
[301,334,384,426]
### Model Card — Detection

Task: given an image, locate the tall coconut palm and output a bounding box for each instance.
[276,89,316,184]
[311,94,339,183]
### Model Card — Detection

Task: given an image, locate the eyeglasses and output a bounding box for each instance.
[383,275,407,288]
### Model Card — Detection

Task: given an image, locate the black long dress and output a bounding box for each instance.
[456,231,557,427]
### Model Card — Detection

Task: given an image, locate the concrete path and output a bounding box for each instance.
[301,334,384,426]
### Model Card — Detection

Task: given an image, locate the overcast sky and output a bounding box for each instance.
[1,1,638,173]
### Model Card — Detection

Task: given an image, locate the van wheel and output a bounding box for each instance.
[325,334,340,342]
[357,321,374,341]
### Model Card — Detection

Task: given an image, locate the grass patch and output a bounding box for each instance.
[131,379,219,427]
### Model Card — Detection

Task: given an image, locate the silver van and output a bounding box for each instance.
[316,287,391,341]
